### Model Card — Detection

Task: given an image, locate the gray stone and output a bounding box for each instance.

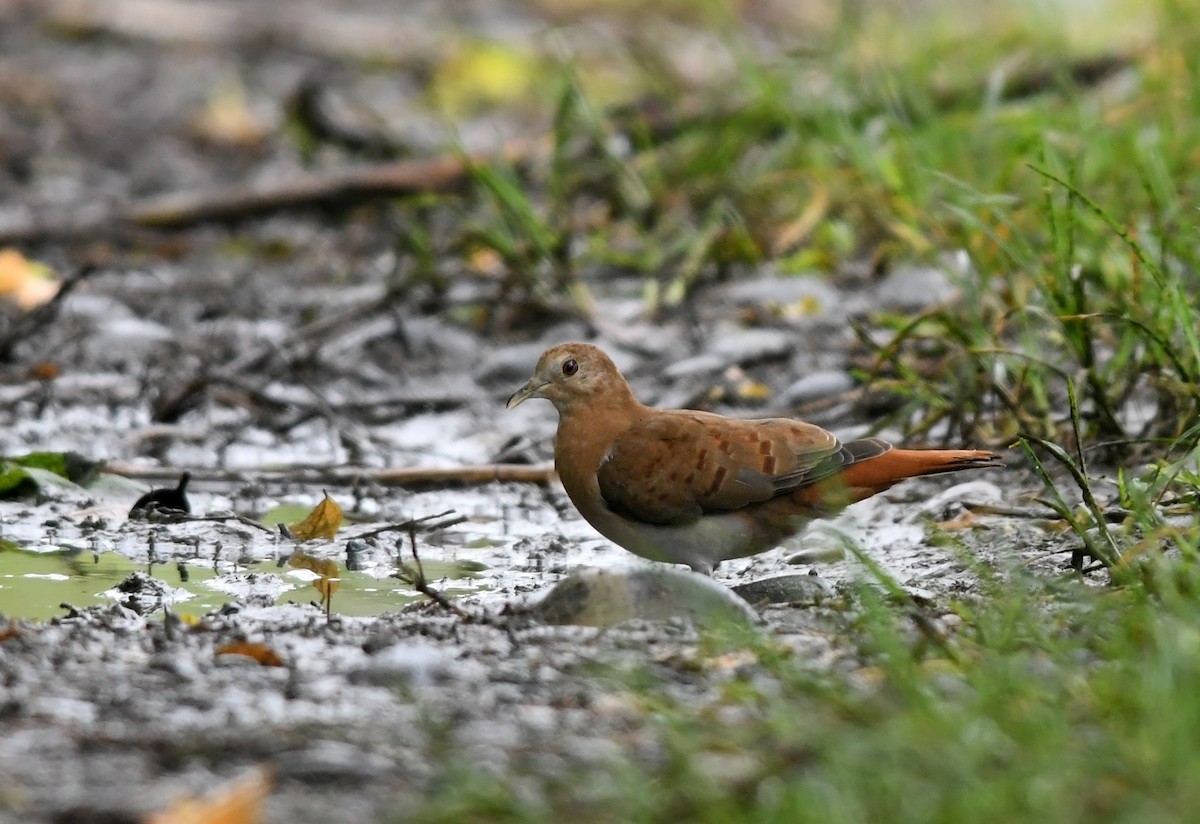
[784,545,847,565]
[723,274,840,313]
[709,328,796,364]
[732,574,833,606]
[875,265,959,312]
[532,566,759,628]
[663,353,726,379]
[781,370,855,404]
[274,740,393,783]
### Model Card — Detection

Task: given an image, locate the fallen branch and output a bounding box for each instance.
[104,461,557,489]
[0,138,541,244]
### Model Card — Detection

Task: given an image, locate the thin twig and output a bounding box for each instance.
[354,511,466,541]
[152,288,402,422]
[134,511,277,534]
[393,523,467,617]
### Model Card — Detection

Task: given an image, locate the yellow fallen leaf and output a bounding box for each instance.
[735,380,772,402]
[288,551,339,581]
[288,550,341,612]
[0,248,59,309]
[782,293,824,319]
[192,76,267,148]
[466,246,505,276]
[145,766,271,824]
[215,641,285,667]
[432,40,538,114]
[288,492,343,540]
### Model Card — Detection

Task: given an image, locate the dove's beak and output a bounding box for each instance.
[506,377,548,410]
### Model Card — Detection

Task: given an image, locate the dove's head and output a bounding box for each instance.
[506,342,634,415]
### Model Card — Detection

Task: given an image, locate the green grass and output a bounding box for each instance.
[397,0,1200,452]
[379,0,1200,820]
[403,556,1200,824]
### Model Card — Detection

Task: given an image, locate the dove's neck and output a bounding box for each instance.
[553,389,646,515]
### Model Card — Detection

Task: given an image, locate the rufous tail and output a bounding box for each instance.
[839,448,1003,495]
[752,447,1001,545]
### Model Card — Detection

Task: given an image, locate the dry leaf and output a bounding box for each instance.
[27,362,61,381]
[215,641,285,667]
[432,41,538,113]
[288,492,343,540]
[145,766,272,824]
[704,649,758,673]
[287,551,339,580]
[770,181,829,255]
[288,550,341,612]
[938,511,979,531]
[782,293,824,320]
[192,76,267,148]
[0,248,60,309]
[466,246,504,276]
[735,380,772,402]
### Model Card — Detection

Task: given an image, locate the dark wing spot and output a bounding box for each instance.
[695,448,708,470]
[762,455,776,475]
[706,465,728,496]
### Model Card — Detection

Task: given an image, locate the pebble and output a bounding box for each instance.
[663,353,726,379]
[912,480,1004,520]
[783,544,848,564]
[781,370,856,405]
[722,274,840,314]
[732,574,834,606]
[532,566,760,628]
[875,264,959,312]
[273,740,394,783]
[902,586,938,605]
[709,328,796,364]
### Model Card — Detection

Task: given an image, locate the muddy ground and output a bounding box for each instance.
[0,2,1080,822]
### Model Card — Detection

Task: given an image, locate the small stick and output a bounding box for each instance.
[393,524,467,617]
[354,511,467,542]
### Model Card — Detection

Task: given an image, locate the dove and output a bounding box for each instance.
[508,343,1002,575]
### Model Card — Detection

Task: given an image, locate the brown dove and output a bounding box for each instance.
[507,342,1003,575]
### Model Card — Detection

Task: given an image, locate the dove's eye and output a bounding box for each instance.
[562,358,579,376]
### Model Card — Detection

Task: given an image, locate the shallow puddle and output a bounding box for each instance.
[0,543,481,620]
